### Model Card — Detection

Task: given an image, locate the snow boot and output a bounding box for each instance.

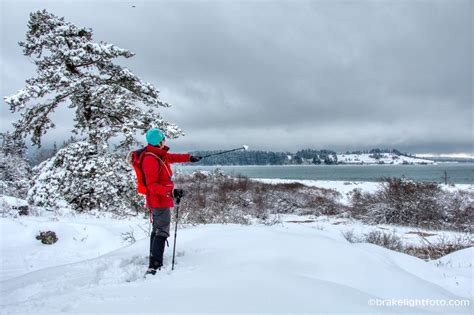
[145,267,159,276]
[149,235,168,270]
[144,266,162,279]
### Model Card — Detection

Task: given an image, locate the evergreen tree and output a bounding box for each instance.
[28,141,143,213]
[4,10,181,212]
[5,10,181,149]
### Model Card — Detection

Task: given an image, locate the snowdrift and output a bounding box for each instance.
[1,220,472,314]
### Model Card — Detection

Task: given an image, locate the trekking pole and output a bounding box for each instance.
[171,196,181,271]
[201,145,249,159]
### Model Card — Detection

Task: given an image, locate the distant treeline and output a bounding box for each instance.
[344,148,403,155]
[29,144,415,166]
[191,150,294,165]
[189,148,405,165]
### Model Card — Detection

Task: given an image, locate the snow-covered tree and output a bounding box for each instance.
[0,132,30,198]
[5,10,181,149]
[28,141,144,214]
[4,10,182,212]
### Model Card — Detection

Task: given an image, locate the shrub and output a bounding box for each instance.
[342,229,472,260]
[0,196,29,218]
[364,230,403,251]
[173,171,344,224]
[441,190,474,233]
[342,230,402,252]
[0,133,30,199]
[404,235,473,260]
[341,229,357,243]
[350,178,473,230]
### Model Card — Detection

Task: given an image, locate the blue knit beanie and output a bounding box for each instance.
[146,128,165,146]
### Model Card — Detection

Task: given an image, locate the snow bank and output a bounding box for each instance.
[0,215,149,282]
[0,195,28,209]
[436,247,474,268]
[255,178,380,193]
[1,221,472,314]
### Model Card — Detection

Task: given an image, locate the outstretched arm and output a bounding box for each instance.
[167,153,191,164]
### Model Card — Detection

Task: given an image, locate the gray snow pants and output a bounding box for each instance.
[149,208,171,269]
[151,207,171,238]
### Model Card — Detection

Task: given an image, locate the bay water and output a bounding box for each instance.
[174,163,474,184]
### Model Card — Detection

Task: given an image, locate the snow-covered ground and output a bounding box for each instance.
[337,153,435,165]
[1,207,472,313]
[1,179,472,314]
[0,212,150,282]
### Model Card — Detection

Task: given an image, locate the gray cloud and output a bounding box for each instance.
[1,0,472,154]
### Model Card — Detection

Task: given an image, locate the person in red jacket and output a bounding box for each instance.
[141,128,201,275]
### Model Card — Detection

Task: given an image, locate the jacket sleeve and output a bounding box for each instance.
[167,153,191,164]
[142,155,173,196]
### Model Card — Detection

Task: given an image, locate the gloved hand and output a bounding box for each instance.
[173,189,185,199]
[190,155,202,163]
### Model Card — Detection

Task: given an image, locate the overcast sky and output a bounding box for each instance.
[1,0,472,154]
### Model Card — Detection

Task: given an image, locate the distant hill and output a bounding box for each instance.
[337,152,433,165]
[189,148,435,166]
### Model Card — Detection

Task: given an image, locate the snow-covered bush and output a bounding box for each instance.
[350,178,443,226]
[350,178,474,231]
[440,190,473,232]
[342,230,403,252]
[0,152,30,198]
[0,195,30,217]
[0,132,30,198]
[404,234,473,260]
[363,230,403,251]
[28,141,146,214]
[342,229,471,259]
[173,172,343,224]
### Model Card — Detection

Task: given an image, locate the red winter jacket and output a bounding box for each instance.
[141,145,191,208]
